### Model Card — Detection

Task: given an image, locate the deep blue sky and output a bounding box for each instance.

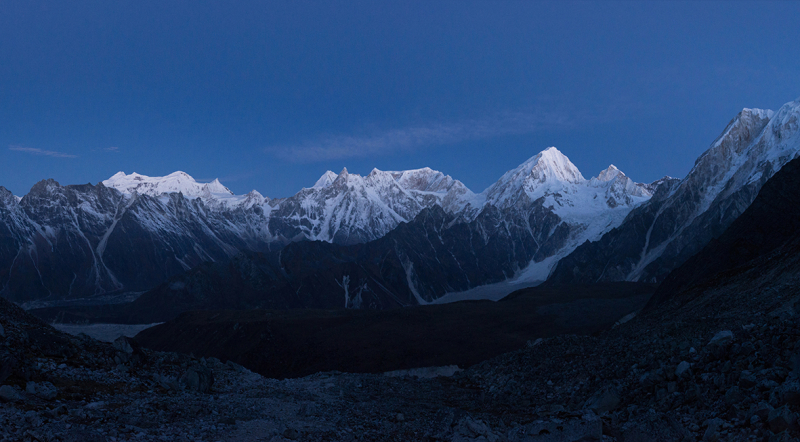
[2,1,799,197]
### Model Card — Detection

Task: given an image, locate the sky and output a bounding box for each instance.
[1,1,799,198]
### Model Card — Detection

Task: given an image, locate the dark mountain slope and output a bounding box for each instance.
[650,156,800,307]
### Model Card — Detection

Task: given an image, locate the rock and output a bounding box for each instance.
[752,401,774,421]
[395,413,405,422]
[675,361,692,379]
[180,363,214,393]
[0,323,4,338]
[585,387,620,414]
[768,406,796,433]
[154,374,179,391]
[771,381,800,407]
[740,341,756,357]
[703,418,723,442]
[768,431,795,442]
[0,354,16,384]
[44,404,67,418]
[537,404,566,416]
[25,381,58,400]
[113,336,142,354]
[456,417,501,442]
[225,360,246,372]
[725,386,745,405]
[708,331,734,347]
[0,385,21,402]
[739,371,757,389]
[283,428,299,440]
[512,414,601,442]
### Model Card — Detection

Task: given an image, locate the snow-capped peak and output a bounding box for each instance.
[312,171,338,189]
[594,165,622,182]
[389,167,454,192]
[103,171,233,199]
[484,147,585,207]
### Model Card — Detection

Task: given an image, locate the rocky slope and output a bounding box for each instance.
[549,98,800,284]
[651,155,800,306]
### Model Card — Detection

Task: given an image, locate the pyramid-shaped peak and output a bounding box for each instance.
[522,147,584,184]
[202,178,234,195]
[312,171,338,189]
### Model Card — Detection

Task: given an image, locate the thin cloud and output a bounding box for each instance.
[266,110,576,163]
[104,146,120,152]
[9,145,77,158]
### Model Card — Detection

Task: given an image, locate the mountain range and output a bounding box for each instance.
[4,97,800,316]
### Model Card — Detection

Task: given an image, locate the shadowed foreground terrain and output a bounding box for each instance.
[136,282,654,379]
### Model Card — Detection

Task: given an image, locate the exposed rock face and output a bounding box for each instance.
[549,98,800,284]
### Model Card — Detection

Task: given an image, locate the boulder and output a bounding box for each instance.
[708,331,734,347]
[739,371,757,389]
[725,386,745,405]
[0,385,21,402]
[703,418,723,442]
[113,336,146,367]
[771,381,800,407]
[113,336,142,354]
[180,364,214,393]
[768,406,797,434]
[675,361,692,379]
[585,387,620,414]
[25,381,57,400]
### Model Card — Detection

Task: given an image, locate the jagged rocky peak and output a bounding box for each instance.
[0,186,18,206]
[103,171,234,199]
[389,167,454,192]
[588,165,652,201]
[593,164,622,182]
[26,179,63,198]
